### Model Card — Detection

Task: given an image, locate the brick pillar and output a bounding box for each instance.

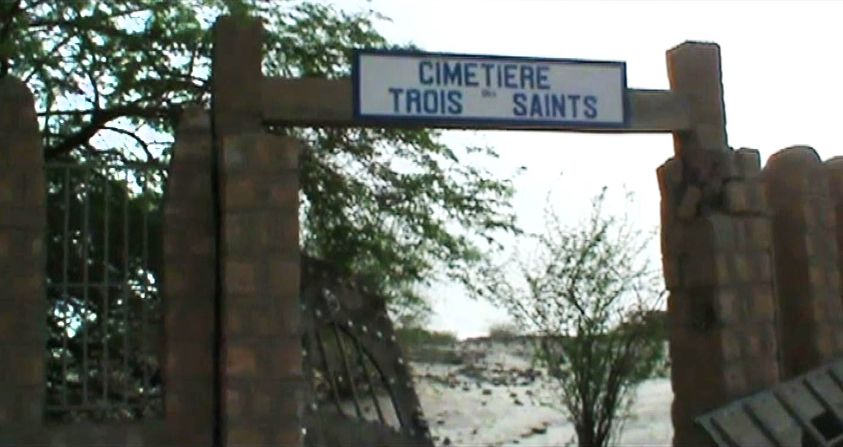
[763,147,843,378]
[826,156,843,310]
[0,77,47,444]
[163,107,216,444]
[659,148,780,446]
[662,43,781,446]
[219,134,302,445]
[212,15,304,446]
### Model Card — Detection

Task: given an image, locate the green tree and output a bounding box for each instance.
[1,0,518,419]
[1,0,518,320]
[475,189,665,447]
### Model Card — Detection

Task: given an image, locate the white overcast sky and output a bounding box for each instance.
[326,0,843,338]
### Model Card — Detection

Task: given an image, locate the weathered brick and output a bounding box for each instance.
[253,135,299,171]
[747,181,768,214]
[166,338,213,379]
[748,218,772,250]
[165,381,213,425]
[677,186,702,220]
[274,426,302,447]
[223,134,299,174]
[0,387,41,424]
[252,391,273,419]
[657,158,683,196]
[266,211,299,253]
[271,339,304,378]
[680,255,716,287]
[809,264,825,290]
[269,177,299,210]
[713,254,730,284]
[225,260,257,295]
[749,283,776,322]
[661,256,680,290]
[6,349,42,386]
[735,148,761,178]
[723,180,749,213]
[723,362,748,395]
[816,325,836,358]
[751,251,773,282]
[267,258,300,303]
[714,287,739,323]
[734,254,751,282]
[8,273,43,301]
[719,329,742,361]
[225,388,245,419]
[224,178,258,211]
[226,425,264,445]
[227,345,258,378]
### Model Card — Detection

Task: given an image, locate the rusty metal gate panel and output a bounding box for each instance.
[697,358,843,446]
[44,160,167,422]
[300,256,433,447]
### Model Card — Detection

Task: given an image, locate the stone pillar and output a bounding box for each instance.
[661,43,781,446]
[219,133,302,445]
[826,156,843,310]
[212,15,304,446]
[763,147,843,378]
[0,77,47,444]
[163,108,217,444]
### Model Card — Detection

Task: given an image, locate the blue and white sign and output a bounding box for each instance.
[352,50,627,128]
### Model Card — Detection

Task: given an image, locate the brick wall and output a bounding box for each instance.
[825,157,843,312]
[218,133,303,446]
[0,76,48,445]
[658,147,781,446]
[762,147,843,379]
[0,78,219,445]
[162,107,217,444]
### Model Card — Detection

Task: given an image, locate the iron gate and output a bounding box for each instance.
[43,160,166,422]
[300,256,434,447]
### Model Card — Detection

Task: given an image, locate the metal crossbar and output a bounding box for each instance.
[697,358,843,447]
[43,161,166,422]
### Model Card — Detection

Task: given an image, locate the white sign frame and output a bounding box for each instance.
[352,50,628,129]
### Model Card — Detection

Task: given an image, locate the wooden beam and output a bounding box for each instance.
[261,77,690,132]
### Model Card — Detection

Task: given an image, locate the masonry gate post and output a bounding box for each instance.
[212,16,304,446]
[659,43,781,446]
[0,76,47,446]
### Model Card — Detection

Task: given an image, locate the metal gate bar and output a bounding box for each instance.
[44,161,166,422]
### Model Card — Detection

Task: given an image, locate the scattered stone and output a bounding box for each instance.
[482,389,492,395]
[531,426,547,435]
[443,437,452,446]
[513,399,524,406]
[437,419,445,425]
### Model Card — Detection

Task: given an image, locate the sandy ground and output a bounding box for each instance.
[412,340,673,446]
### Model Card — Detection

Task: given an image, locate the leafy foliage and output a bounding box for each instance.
[2,0,519,419]
[1,0,518,324]
[475,188,665,447]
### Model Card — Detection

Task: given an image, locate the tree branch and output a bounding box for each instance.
[101,125,154,162]
[0,0,23,77]
[44,104,176,160]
